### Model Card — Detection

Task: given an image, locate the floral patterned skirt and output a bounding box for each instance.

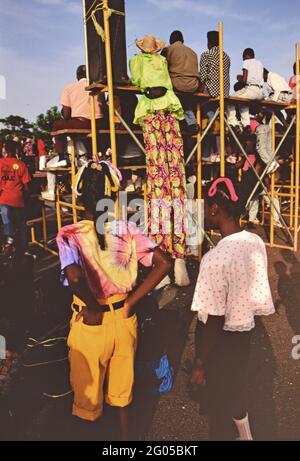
[142,112,187,258]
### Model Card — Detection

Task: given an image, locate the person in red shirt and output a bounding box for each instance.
[0,140,31,257]
[37,138,47,170]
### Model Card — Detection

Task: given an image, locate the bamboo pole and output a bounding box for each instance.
[219,22,225,177]
[294,43,300,251]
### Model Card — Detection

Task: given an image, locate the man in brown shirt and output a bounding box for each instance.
[164,31,200,134]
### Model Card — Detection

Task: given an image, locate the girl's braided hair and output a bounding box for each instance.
[77,161,119,250]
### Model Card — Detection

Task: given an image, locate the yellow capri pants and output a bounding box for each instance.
[67,295,137,421]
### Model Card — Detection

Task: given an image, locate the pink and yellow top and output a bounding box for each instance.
[57,220,157,299]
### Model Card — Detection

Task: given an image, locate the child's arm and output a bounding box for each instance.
[65,263,104,325]
[237,68,248,83]
[235,156,246,170]
[191,315,224,385]
[241,68,248,84]
[123,248,172,318]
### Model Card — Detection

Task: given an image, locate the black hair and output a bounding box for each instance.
[207,31,219,47]
[170,30,184,44]
[4,140,18,156]
[204,178,246,219]
[76,65,86,80]
[263,68,269,75]
[243,48,255,59]
[78,162,117,249]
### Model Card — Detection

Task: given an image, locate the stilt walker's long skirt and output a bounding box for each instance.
[142,111,187,258]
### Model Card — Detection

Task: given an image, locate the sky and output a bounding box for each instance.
[0,0,299,123]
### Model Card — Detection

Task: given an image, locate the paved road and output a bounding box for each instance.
[0,241,300,441]
[147,247,300,441]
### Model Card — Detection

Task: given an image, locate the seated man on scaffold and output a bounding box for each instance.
[51,65,107,168]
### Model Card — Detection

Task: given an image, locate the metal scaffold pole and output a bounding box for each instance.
[196,103,203,261]
[219,22,226,177]
[294,43,300,251]
[103,0,118,167]
[82,0,98,159]
[270,113,276,247]
[90,95,99,159]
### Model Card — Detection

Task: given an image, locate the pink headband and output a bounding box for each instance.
[208,178,239,202]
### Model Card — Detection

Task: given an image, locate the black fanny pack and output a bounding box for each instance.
[144,87,167,99]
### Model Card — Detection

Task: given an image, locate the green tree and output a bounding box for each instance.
[33,106,62,150]
[0,115,33,139]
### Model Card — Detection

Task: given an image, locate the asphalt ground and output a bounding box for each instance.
[0,227,300,441]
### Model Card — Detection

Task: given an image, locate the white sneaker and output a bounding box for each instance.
[267,161,280,175]
[41,191,55,201]
[154,275,172,290]
[39,156,47,170]
[174,259,190,287]
[226,154,237,164]
[47,159,67,168]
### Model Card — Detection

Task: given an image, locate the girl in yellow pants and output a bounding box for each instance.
[56,160,171,440]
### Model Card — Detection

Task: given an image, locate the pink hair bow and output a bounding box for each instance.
[208,178,239,202]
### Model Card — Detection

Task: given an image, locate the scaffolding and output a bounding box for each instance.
[31,0,300,257]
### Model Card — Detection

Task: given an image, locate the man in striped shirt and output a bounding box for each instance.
[200,31,231,98]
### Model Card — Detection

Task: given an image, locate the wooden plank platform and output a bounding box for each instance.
[85,82,296,111]
[43,167,71,173]
[211,96,293,109]
[86,83,211,101]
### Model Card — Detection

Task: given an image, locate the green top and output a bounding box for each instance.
[129,53,184,125]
